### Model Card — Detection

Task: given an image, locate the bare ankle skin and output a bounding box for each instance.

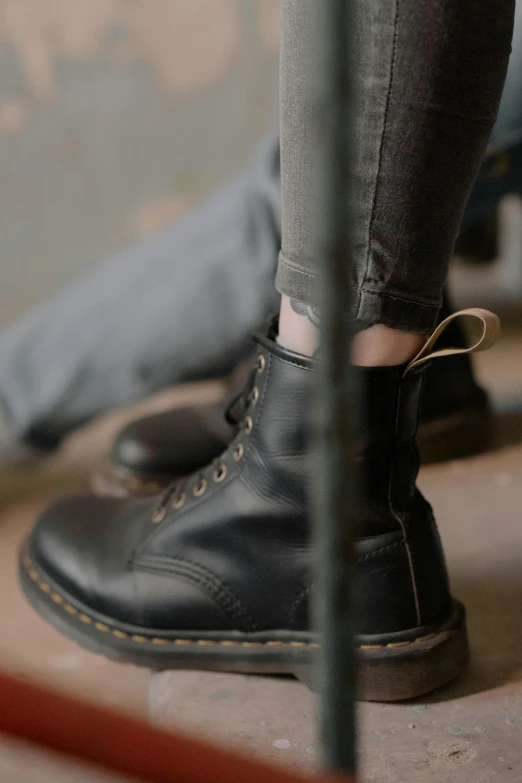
[278,295,425,365]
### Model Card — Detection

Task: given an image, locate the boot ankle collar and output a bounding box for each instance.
[253,316,317,372]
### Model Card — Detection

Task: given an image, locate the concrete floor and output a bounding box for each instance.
[0,333,521,781]
[150,443,522,781]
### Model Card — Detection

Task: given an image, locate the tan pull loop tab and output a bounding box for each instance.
[406,308,501,372]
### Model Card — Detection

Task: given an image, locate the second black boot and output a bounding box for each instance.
[418,290,494,463]
[92,290,493,499]
[20,312,496,701]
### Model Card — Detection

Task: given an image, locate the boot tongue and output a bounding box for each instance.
[225,366,258,426]
[226,315,316,427]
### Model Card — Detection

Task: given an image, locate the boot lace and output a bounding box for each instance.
[151,353,265,523]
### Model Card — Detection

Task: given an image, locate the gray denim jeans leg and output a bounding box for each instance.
[0,136,281,449]
[276,0,514,333]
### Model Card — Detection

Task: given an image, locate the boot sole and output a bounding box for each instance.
[20,546,469,702]
[418,398,494,464]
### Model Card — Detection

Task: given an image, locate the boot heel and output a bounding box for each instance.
[295,601,469,702]
[358,614,469,702]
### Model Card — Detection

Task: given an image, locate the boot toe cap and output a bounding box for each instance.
[111,407,234,479]
[26,494,150,610]
[23,493,238,632]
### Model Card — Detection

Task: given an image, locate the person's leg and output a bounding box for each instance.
[0,135,281,452]
[4,0,522,454]
[21,0,511,702]
[277,0,514,362]
[95,0,522,494]
[4,0,522,455]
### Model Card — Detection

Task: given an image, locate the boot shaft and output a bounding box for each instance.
[248,325,424,536]
[358,363,425,535]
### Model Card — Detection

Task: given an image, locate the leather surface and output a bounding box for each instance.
[113,406,235,478]
[29,323,452,637]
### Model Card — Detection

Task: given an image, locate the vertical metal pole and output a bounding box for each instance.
[312,0,358,777]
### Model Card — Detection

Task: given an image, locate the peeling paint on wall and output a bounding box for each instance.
[0,0,242,99]
[123,0,241,95]
[0,0,120,98]
[0,0,279,321]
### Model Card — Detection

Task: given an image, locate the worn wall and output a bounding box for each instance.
[0,0,280,325]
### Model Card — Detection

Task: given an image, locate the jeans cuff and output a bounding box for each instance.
[277,252,441,333]
[356,288,441,334]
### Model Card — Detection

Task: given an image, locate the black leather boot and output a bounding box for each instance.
[21,312,495,701]
[92,295,493,499]
[90,370,248,499]
[91,405,237,498]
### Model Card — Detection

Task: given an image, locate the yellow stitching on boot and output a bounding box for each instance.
[24,558,445,652]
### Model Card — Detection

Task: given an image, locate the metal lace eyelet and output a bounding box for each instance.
[152,506,166,524]
[256,354,266,374]
[233,443,244,462]
[213,464,227,483]
[172,491,186,509]
[250,386,259,406]
[244,416,253,435]
[193,478,208,497]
